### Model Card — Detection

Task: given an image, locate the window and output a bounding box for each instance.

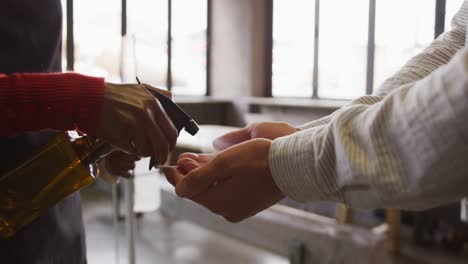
[73,0,122,82]
[271,0,461,99]
[171,0,208,96]
[318,0,369,99]
[272,0,315,97]
[374,0,435,89]
[63,0,208,95]
[128,0,168,89]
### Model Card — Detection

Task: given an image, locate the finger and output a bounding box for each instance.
[144,101,176,163]
[142,105,170,165]
[163,166,185,187]
[177,158,201,174]
[134,123,152,157]
[111,151,140,163]
[114,139,138,155]
[149,100,178,152]
[120,153,140,162]
[106,162,133,177]
[178,152,198,160]
[142,84,172,99]
[177,157,196,168]
[100,171,121,184]
[110,122,139,155]
[119,160,136,171]
[105,154,136,172]
[178,153,214,164]
[113,168,132,178]
[100,159,130,181]
[175,162,220,198]
[212,127,251,151]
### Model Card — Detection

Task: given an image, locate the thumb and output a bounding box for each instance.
[142,84,172,100]
[163,166,185,187]
[175,160,220,198]
[213,127,251,151]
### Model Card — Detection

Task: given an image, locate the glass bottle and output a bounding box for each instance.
[0,131,112,239]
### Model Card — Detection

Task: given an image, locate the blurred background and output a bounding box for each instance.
[62,0,468,263]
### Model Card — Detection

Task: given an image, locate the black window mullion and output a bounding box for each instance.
[366,0,376,95]
[66,0,74,71]
[121,0,127,36]
[435,0,446,38]
[167,0,173,91]
[265,0,273,97]
[312,0,320,98]
[206,0,212,96]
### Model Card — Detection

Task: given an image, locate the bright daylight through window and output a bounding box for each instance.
[272,0,465,100]
[62,0,207,95]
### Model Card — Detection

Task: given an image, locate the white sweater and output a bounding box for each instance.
[270,1,468,210]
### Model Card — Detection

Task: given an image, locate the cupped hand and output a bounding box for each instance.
[213,122,298,151]
[164,139,285,223]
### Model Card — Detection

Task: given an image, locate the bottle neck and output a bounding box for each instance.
[71,136,114,165]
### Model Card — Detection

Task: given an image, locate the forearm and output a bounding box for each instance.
[271,47,468,210]
[0,72,105,136]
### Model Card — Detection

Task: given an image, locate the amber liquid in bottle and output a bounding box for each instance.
[0,131,111,239]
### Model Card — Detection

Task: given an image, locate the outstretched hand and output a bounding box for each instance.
[212,122,298,151]
[163,139,285,223]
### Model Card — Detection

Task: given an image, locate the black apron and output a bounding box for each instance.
[0,1,87,263]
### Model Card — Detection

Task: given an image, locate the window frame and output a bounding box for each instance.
[65,0,211,96]
[268,0,451,99]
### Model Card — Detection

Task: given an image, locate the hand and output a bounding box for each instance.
[213,122,298,151]
[96,83,177,165]
[98,150,140,183]
[164,139,285,223]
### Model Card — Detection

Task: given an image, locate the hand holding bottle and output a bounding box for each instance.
[96,83,177,165]
[98,150,140,183]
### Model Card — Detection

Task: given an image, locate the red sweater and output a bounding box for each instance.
[0,73,105,137]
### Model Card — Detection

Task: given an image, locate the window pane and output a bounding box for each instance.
[172,0,207,96]
[374,0,435,90]
[272,0,315,97]
[128,0,168,89]
[74,0,121,82]
[446,0,465,30]
[318,0,369,99]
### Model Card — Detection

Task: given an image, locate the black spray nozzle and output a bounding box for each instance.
[136,77,199,136]
[136,77,199,170]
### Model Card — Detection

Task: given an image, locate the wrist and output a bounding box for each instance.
[72,74,106,135]
[257,139,285,199]
[268,132,311,202]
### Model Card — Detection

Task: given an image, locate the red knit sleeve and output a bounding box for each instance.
[0,72,105,137]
